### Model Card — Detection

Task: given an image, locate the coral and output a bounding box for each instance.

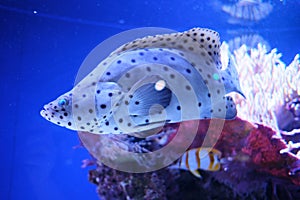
[221,42,300,160]
[84,118,300,199]
[88,163,176,200]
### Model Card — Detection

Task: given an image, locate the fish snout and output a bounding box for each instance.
[40,105,53,121]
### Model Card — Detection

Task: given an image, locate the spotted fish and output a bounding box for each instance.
[169,147,222,178]
[40,28,244,134]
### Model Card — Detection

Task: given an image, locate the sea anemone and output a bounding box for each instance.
[221,42,300,160]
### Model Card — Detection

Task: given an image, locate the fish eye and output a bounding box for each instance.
[58,98,68,107]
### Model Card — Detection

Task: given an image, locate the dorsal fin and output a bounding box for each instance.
[111,27,221,68]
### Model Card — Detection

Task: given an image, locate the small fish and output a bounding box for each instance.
[40,28,244,135]
[169,147,222,178]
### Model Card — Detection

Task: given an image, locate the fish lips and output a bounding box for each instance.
[40,105,53,121]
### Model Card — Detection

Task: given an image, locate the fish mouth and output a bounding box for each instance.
[40,108,46,117]
[40,106,48,118]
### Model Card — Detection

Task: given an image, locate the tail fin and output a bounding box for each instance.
[221,54,245,98]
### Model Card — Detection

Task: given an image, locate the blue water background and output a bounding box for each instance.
[0,1,299,199]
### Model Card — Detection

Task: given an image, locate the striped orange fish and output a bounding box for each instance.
[170,147,222,178]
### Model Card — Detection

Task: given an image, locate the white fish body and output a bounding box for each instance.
[40,28,244,135]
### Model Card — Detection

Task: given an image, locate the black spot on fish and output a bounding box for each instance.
[89,109,93,113]
[100,104,106,109]
[68,122,72,126]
